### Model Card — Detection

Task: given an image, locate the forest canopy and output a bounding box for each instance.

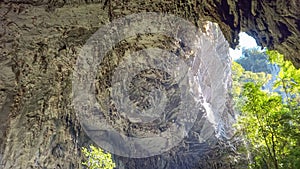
[232,49,300,169]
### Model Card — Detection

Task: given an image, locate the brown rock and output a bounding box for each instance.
[0,0,299,169]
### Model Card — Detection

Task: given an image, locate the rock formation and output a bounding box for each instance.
[0,0,299,168]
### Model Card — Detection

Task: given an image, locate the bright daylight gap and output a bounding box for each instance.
[229,32,260,60]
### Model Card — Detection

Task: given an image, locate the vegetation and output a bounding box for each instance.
[235,48,273,74]
[80,49,299,169]
[233,49,300,169]
[231,61,272,111]
[81,145,116,169]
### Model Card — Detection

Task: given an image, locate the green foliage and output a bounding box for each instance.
[82,145,116,169]
[266,50,300,104]
[231,61,271,111]
[233,50,300,169]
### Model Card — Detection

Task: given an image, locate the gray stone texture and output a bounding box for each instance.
[0,0,299,169]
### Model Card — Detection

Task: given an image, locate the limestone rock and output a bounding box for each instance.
[0,0,299,169]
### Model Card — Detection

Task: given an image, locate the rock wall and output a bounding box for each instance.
[235,0,300,68]
[102,0,300,68]
[0,0,299,168]
[0,55,15,164]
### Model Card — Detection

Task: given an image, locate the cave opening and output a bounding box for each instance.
[229,32,260,60]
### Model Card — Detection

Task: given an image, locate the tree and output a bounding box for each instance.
[267,50,300,105]
[236,48,273,74]
[235,50,300,169]
[231,61,271,112]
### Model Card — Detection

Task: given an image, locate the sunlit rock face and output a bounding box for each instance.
[105,21,235,169]
[2,0,298,168]
[71,12,235,167]
[0,1,235,168]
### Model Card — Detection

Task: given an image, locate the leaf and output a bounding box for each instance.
[81,145,116,169]
[233,50,300,168]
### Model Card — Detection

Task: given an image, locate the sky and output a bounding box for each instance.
[229,32,258,60]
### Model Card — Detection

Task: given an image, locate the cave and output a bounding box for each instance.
[0,1,299,169]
